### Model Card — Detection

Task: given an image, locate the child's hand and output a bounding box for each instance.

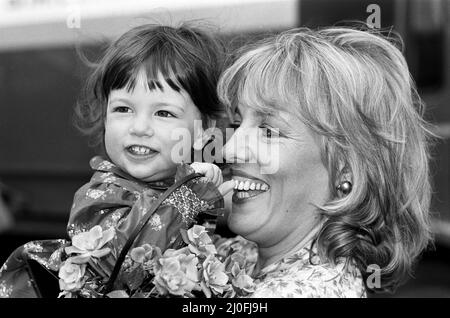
[190,163,234,198]
[191,162,234,197]
[190,162,223,187]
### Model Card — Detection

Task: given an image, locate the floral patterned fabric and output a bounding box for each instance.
[0,156,224,298]
[215,235,367,298]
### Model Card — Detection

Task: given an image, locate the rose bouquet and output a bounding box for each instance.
[57,225,258,298]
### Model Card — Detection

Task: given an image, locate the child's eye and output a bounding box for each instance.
[113,106,132,113]
[155,110,175,118]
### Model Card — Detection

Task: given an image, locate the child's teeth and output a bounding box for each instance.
[250,183,256,190]
[244,181,250,190]
[131,146,150,155]
[256,183,261,190]
[238,181,244,190]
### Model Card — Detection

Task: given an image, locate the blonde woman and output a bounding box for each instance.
[218,26,434,297]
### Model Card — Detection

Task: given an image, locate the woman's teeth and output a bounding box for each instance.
[128,145,152,155]
[232,179,269,191]
[236,191,250,199]
[232,178,269,202]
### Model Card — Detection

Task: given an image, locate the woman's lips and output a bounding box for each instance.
[230,171,270,203]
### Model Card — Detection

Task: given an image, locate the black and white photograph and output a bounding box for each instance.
[0,0,449,303]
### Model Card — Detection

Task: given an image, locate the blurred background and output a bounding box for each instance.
[0,0,449,297]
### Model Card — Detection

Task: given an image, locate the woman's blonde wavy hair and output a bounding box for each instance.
[217,25,435,293]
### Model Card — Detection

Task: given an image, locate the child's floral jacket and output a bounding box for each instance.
[0,156,226,298]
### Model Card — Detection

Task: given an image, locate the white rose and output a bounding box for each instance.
[58,259,86,292]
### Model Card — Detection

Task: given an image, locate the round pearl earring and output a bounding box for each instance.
[336,181,352,195]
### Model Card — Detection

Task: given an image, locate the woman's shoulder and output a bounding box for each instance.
[251,249,367,298]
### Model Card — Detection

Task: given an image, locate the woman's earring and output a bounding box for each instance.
[336,181,352,195]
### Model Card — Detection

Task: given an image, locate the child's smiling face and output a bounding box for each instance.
[105,69,202,182]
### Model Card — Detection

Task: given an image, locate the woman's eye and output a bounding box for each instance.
[113,106,131,113]
[230,110,242,124]
[260,125,279,139]
[155,110,175,118]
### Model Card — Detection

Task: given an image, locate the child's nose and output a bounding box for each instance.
[129,116,154,137]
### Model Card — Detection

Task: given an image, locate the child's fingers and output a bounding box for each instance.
[216,173,223,187]
[191,162,206,180]
[218,180,235,197]
[191,162,212,177]
[211,165,222,186]
[191,163,222,186]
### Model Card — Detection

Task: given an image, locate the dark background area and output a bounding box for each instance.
[0,0,449,297]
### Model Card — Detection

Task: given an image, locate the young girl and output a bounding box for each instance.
[0,24,234,298]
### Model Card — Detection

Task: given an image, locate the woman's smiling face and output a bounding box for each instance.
[223,105,330,249]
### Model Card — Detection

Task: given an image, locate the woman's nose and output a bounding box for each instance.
[222,127,256,163]
[128,115,154,137]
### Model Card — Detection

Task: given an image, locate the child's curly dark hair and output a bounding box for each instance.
[74,23,226,149]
